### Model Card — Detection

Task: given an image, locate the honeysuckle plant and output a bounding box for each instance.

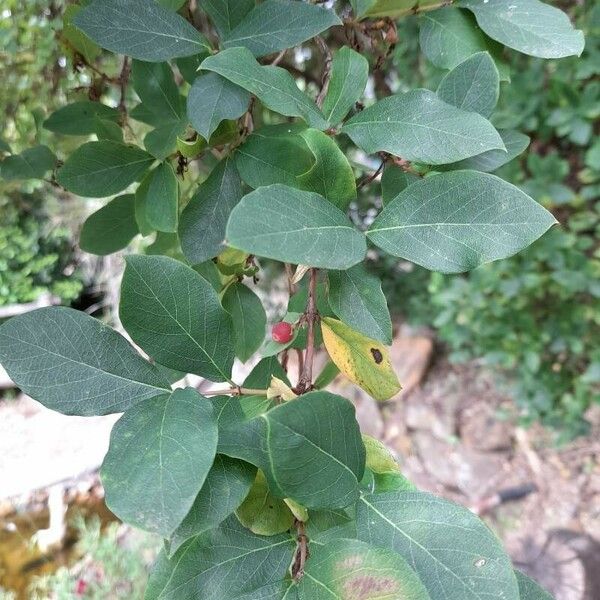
[0,1,584,598]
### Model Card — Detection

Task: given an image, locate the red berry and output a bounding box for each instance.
[272,321,293,344]
[75,579,87,596]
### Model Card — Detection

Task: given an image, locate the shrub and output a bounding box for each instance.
[0,1,585,598]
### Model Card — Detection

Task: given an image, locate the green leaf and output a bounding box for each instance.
[322,46,369,125]
[44,101,120,135]
[101,388,217,537]
[305,508,356,545]
[439,129,530,173]
[368,170,557,273]
[80,194,139,255]
[222,283,267,362]
[179,158,243,264]
[62,4,101,64]
[235,470,295,536]
[144,118,187,160]
[222,0,341,58]
[321,317,401,402]
[158,0,187,9]
[0,139,11,154]
[145,517,295,600]
[132,61,184,123]
[436,52,499,118]
[357,491,520,600]
[120,255,235,381]
[145,162,179,233]
[187,73,250,140]
[201,47,328,130]
[235,124,316,189]
[515,571,554,600]
[220,391,365,509]
[0,145,56,181]
[296,129,357,210]
[57,141,154,198]
[298,538,431,600]
[381,165,419,205]
[328,265,392,345]
[226,185,367,269]
[168,456,256,556]
[94,117,124,142]
[342,90,505,165]
[202,0,254,37]
[459,0,585,59]
[244,357,291,389]
[176,53,210,85]
[73,0,211,62]
[0,307,170,416]
[419,8,509,80]
[135,173,155,236]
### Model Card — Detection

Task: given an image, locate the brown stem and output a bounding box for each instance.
[292,520,309,581]
[296,268,318,393]
[118,57,131,119]
[202,387,268,397]
[357,159,385,189]
[315,36,332,108]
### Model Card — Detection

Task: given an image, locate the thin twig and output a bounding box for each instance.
[270,49,287,66]
[357,160,385,189]
[202,387,268,397]
[296,268,318,393]
[315,36,332,108]
[292,520,309,581]
[117,57,131,118]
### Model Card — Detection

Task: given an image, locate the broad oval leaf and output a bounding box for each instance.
[235,124,316,189]
[145,162,179,233]
[418,7,509,80]
[57,141,154,198]
[367,170,557,273]
[222,0,341,58]
[357,491,520,600]
[44,101,120,135]
[328,265,392,345]
[145,516,295,600]
[187,73,250,140]
[73,0,211,62]
[220,391,366,509]
[0,307,170,416]
[201,47,328,130]
[80,194,139,255]
[321,317,401,402]
[226,185,367,270]
[222,282,267,362]
[179,158,243,264]
[296,129,357,210]
[439,129,530,173]
[459,0,585,59]
[101,388,218,537]
[342,89,505,165]
[202,0,254,38]
[381,164,420,205]
[119,255,235,381]
[144,118,187,160]
[298,538,431,600]
[132,60,184,123]
[235,470,295,536]
[0,145,56,181]
[516,570,554,600]
[322,46,369,125]
[437,52,499,118]
[168,456,256,556]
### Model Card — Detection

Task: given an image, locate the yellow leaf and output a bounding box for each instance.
[320,317,401,401]
[267,376,297,402]
[362,435,400,474]
[284,498,309,522]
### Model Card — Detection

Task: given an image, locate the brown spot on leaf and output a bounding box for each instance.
[370,348,383,364]
[343,575,399,599]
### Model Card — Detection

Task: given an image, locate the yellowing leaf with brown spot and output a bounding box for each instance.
[321,317,401,401]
